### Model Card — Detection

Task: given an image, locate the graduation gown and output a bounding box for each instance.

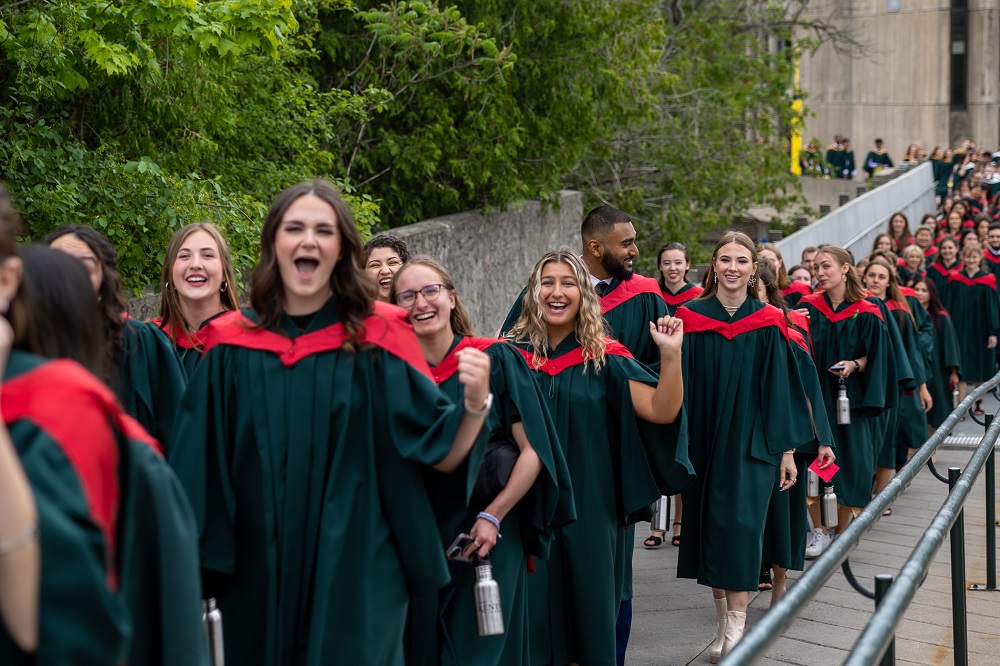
[782,280,813,308]
[423,336,574,666]
[981,247,1000,282]
[513,337,693,666]
[926,260,962,308]
[0,352,131,666]
[878,302,929,467]
[661,282,703,316]
[926,310,962,427]
[169,299,474,666]
[863,149,893,178]
[798,293,893,508]
[675,298,814,590]
[118,318,187,449]
[946,270,1000,382]
[153,312,228,379]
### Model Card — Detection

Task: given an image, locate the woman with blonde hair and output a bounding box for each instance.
[389,255,572,665]
[506,249,691,666]
[797,246,893,557]
[675,231,815,659]
[155,222,240,376]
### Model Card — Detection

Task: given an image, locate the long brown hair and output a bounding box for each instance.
[159,222,240,345]
[700,231,760,300]
[656,242,690,291]
[389,255,475,337]
[506,249,609,372]
[45,225,127,378]
[250,181,374,346]
[759,242,790,289]
[814,245,868,303]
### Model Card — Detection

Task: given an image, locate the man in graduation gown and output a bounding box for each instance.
[863,138,894,178]
[499,205,688,664]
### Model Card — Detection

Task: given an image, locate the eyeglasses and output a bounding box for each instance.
[396,284,448,308]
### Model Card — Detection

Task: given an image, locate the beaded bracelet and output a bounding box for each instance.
[477,511,502,539]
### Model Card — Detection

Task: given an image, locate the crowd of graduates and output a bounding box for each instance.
[1,159,999,666]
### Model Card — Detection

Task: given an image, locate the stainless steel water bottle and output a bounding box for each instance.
[952,386,960,409]
[837,379,851,425]
[473,555,505,636]
[820,485,838,529]
[807,469,820,498]
[652,495,670,532]
[203,598,225,666]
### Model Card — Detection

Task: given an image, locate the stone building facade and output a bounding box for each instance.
[799,0,999,159]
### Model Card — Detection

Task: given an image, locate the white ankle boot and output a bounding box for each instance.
[721,610,747,657]
[708,597,728,663]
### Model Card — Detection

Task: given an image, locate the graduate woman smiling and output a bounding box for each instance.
[674,232,815,661]
[506,249,691,666]
[170,181,493,666]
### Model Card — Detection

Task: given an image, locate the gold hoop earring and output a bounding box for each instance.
[221,281,228,293]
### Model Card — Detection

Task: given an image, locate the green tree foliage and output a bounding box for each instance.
[2,0,849,289]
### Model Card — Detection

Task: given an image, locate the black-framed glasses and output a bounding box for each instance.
[396,284,448,308]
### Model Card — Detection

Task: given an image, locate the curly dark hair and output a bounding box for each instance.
[361,234,411,267]
[46,225,127,379]
[251,181,374,346]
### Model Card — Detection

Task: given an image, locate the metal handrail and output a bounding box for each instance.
[722,372,1000,664]
[845,416,1000,665]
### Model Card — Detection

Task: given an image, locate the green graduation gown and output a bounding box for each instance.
[424,336,574,666]
[675,298,814,590]
[514,337,693,666]
[878,301,928,468]
[118,318,187,449]
[153,313,228,379]
[169,299,474,666]
[926,310,963,427]
[982,247,1000,283]
[947,270,1000,382]
[926,260,961,307]
[661,283,704,316]
[763,312,837,571]
[798,293,893,508]
[1,352,131,666]
[782,280,813,308]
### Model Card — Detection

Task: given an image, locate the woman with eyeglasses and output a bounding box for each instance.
[505,249,691,666]
[169,181,493,665]
[389,255,572,666]
[363,234,410,302]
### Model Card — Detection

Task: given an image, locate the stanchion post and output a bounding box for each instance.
[971,415,997,592]
[949,466,968,666]
[875,574,895,666]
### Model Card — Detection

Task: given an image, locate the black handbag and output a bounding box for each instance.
[473,429,520,501]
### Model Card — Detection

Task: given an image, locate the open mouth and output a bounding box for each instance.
[413,312,436,322]
[379,277,392,288]
[186,276,207,286]
[546,302,568,314]
[294,258,319,278]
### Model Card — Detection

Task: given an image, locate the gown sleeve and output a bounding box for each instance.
[791,342,837,453]
[118,319,188,451]
[756,332,816,459]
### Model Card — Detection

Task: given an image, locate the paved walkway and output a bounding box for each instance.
[628,394,1000,665]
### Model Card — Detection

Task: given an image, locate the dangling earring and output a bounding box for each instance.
[843,273,847,283]
[221,281,228,293]
[748,274,757,287]
[165,281,173,292]
[713,271,718,284]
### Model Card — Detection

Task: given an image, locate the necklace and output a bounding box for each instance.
[723,304,739,316]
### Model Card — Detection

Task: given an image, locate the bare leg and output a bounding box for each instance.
[672,494,683,545]
[724,590,749,613]
[770,566,787,607]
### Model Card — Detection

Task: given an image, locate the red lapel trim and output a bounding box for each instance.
[3,360,127,588]
[982,249,1000,265]
[661,284,704,306]
[948,272,999,289]
[601,275,663,313]
[431,337,503,384]
[781,281,813,297]
[152,317,202,349]
[899,287,917,298]
[923,246,938,258]
[799,293,885,322]
[516,338,634,376]
[201,302,434,380]
[675,304,790,340]
[929,261,961,277]
[788,328,809,351]
[885,299,911,313]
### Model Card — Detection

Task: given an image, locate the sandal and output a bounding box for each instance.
[770,576,787,608]
[671,521,682,547]
[758,564,773,591]
[975,400,984,416]
[644,532,665,549]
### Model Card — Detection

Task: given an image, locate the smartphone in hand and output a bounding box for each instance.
[446,533,475,563]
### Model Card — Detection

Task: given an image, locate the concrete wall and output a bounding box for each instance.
[776,162,937,264]
[381,191,582,334]
[798,0,998,161]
